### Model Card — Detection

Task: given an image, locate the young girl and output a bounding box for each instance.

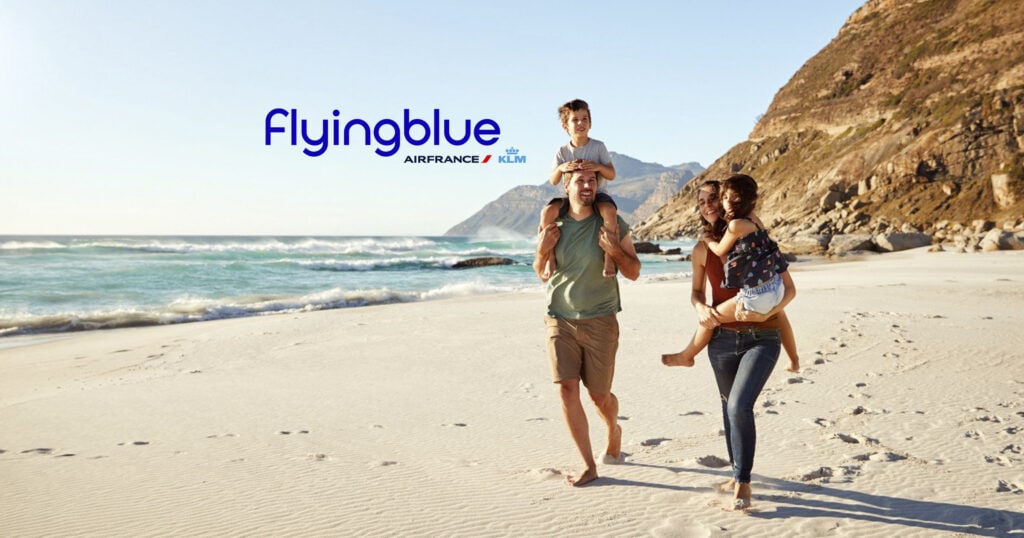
[662,174,799,372]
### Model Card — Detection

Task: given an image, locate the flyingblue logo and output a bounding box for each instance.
[264,108,501,158]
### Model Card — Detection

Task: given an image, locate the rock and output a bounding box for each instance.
[633,242,662,254]
[828,234,875,256]
[873,232,932,252]
[820,190,843,211]
[979,229,1024,251]
[972,220,995,234]
[991,173,1019,208]
[778,234,831,255]
[663,247,682,255]
[451,257,517,269]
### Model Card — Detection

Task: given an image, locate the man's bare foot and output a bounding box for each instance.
[733,482,752,510]
[717,478,735,493]
[661,352,695,367]
[568,466,599,487]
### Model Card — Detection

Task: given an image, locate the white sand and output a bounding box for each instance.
[2,248,1023,537]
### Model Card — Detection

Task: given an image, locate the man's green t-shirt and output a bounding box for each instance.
[546,214,629,319]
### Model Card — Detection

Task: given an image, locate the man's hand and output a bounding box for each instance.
[538,222,561,254]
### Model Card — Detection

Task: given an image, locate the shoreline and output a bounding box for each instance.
[2,248,1023,536]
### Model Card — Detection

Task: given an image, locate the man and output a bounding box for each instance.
[534,169,641,487]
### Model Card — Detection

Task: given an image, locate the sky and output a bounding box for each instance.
[1,0,865,237]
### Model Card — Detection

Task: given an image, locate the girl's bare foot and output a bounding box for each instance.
[661,352,695,367]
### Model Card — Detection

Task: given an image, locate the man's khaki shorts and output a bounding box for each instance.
[544,314,619,394]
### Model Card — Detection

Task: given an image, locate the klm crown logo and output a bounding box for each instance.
[498,146,526,164]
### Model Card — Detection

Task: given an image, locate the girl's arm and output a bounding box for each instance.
[705,219,754,257]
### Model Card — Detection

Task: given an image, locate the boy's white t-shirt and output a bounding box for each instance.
[552,138,613,192]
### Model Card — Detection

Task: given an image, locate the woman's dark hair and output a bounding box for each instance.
[721,174,759,222]
[698,180,727,241]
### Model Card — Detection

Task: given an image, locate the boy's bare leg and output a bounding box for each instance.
[597,202,618,277]
[540,202,561,279]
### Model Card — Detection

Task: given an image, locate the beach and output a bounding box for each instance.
[1,248,1023,537]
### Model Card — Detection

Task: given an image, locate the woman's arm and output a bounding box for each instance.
[689,242,721,328]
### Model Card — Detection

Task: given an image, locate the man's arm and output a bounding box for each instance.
[533,222,560,282]
[599,227,640,281]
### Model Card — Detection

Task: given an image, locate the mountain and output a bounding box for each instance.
[633,0,1024,251]
[444,153,703,237]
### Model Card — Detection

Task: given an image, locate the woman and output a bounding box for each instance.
[682,178,798,510]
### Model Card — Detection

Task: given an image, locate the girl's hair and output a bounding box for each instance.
[721,174,758,221]
[698,180,727,241]
[558,99,590,125]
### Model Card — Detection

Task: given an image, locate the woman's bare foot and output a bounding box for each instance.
[733,482,752,510]
[568,466,599,487]
[717,478,735,493]
[661,352,695,367]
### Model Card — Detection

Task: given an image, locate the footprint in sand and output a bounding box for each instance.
[996,480,1023,494]
[368,460,399,468]
[641,437,671,447]
[695,454,730,468]
[833,433,878,445]
[278,430,310,435]
[528,467,564,480]
[442,423,468,428]
[526,417,550,422]
[21,448,53,455]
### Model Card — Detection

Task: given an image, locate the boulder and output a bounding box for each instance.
[873,232,932,252]
[828,234,876,256]
[452,257,517,269]
[633,242,662,254]
[979,229,1024,251]
[778,234,831,255]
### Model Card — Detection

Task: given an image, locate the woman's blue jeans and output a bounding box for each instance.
[707,326,781,484]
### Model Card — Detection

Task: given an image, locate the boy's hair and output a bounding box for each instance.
[698,180,727,241]
[558,99,591,125]
[721,174,759,221]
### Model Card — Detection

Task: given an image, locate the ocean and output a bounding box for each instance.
[0,235,694,337]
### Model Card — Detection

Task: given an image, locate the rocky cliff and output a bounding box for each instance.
[445,154,703,237]
[634,0,1024,253]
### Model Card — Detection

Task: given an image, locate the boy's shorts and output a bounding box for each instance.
[736,273,784,314]
[544,314,619,394]
[547,192,616,218]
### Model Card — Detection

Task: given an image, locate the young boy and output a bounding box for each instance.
[540,99,618,279]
